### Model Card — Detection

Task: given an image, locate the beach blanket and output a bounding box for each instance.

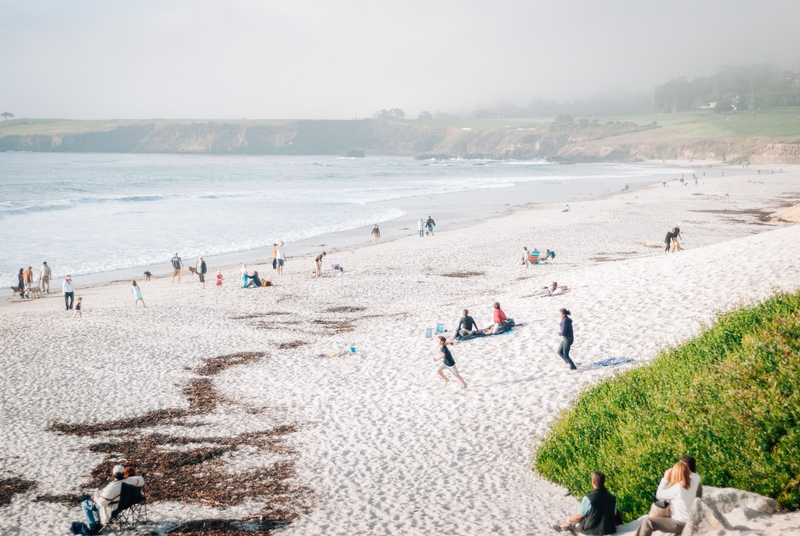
[588,357,634,368]
[455,319,516,341]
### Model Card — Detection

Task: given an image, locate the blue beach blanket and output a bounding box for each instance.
[589,357,634,368]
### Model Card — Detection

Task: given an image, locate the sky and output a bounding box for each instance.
[2,0,800,120]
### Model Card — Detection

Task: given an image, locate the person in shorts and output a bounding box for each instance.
[434,336,467,388]
[171,252,184,283]
[315,252,326,277]
[276,241,286,275]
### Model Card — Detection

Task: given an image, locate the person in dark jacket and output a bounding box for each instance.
[554,471,617,535]
[245,271,263,288]
[558,308,577,370]
[196,256,208,289]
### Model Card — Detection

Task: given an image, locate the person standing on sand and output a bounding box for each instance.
[418,217,425,237]
[671,225,681,253]
[196,256,207,289]
[272,243,278,271]
[39,261,52,293]
[522,246,530,268]
[63,275,75,310]
[372,224,380,244]
[17,268,26,298]
[434,335,467,388]
[23,266,33,297]
[315,251,326,276]
[131,280,146,308]
[276,241,286,275]
[72,297,82,320]
[170,252,183,284]
[664,228,675,254]
[426,216,436,235]
[216,270,223,291]
[557,308,577,371]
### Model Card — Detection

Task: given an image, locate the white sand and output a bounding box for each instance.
[1,168,800,535]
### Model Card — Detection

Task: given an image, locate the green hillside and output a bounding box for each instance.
[534,291,800,521]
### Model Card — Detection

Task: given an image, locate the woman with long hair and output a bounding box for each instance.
[131,280,146,308]
[557,308,576,370]
[636,460,699,536]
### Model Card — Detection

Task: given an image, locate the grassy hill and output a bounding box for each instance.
[533,291,800,521]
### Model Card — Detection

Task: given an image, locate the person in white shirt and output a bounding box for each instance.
[636,460,699,536]
[418,218,425,237]
[63,276,75,310]
[276,241,286,275]
[81,465,145,531]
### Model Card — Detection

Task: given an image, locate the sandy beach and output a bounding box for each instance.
[2,167,800,535]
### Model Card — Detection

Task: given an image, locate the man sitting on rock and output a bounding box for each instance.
[75,464,144,534]
[554,471,618,535]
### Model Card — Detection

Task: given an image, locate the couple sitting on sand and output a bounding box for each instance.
[454,303,513,340]
[521,281,569,298]
[553,455,702,536]
[71,465,144,535]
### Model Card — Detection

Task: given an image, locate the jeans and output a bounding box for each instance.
[81,499,100,530]
[64,292,74,310]
[419,230,424,237]
[558,337,576,369]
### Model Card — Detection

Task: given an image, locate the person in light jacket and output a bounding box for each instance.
[635,460,699,536]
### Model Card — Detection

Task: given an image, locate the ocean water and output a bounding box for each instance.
[0,153,686,287]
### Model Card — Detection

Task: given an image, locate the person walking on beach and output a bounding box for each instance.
[170,253,183,284]
[425,216,436,235]
[418,217,425,237]
[63,275,75,310]
[434,335,467,388]
[670,224,681,253]
[557,308,577,370]
[315,252,326,277]
[17,268,26,298]
[196,256,207,289]
[522,246,530,268]
[272,243,278,271]
[23,266,33,297]
[372,224,380,244]
[276,241,286,275]
[216,270,223,291]
[39,261,52,293]
[72,297,83,320]
[131,280,146,308]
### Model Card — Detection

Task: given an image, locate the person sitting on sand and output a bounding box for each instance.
[434,335,467,389]
[78,465,144,533]
[315,252,326,277]
[489,302,507,334]
[245,271,263,288]
[456,309,479,338]
[635,460,699,536]
[553,471,617,534]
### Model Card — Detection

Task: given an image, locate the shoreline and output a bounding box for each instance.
[2,159,740,297]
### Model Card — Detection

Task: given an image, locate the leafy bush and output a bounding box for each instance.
[533,291,800,520]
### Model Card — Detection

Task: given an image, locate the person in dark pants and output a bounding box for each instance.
[558,308,577,370]
[63,275,75,310]
[553,471,617,534]
[196,256,208,289]
[664,228,675,254]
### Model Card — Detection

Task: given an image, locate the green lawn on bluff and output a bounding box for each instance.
[534,290,800,521]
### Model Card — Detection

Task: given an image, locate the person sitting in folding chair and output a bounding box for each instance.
[75,465,145,534]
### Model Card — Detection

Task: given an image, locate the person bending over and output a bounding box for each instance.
[79,465,144,533]
[456,309,479,338]
[554,471,617,534]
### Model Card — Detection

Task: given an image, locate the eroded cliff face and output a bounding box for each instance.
[1,120,798,164]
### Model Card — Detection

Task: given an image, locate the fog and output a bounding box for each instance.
[2,0,799,120]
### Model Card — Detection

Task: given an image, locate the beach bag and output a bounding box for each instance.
[649,500,671,518]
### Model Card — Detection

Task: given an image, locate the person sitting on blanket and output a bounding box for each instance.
[456,309,479,338]
[521,281,569,298]
[79,465,144,533]
[245,271,263,288]
[487,302,507,334]
[553,471,618,534]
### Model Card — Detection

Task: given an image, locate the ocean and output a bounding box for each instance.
[0,152,688,287]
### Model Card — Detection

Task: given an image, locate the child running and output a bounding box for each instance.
[132,280,147,308]
[215,270,223,291]
[434,335,467,388]
[72,297,83,320]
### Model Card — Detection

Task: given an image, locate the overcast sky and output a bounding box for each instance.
[2,0,799,119]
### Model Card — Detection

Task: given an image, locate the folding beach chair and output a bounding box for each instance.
[100,482,146,535]
[529,250,540,265]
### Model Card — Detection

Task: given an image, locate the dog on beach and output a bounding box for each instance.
[188,266,197,277]
[27,287,42,299]
[10,286,22,297]
[144,271,152,281]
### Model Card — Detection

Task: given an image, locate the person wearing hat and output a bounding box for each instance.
[79,464,144,532]
[39,262,52,293]
[196,256,208,289]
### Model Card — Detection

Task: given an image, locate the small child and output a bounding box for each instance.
[132,280,146,308]
[434,335,467,388]
[72,297,82,319]
[216,271,223,291]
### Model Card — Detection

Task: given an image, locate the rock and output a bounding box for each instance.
[684,486,778,536]
[701,486,778,516]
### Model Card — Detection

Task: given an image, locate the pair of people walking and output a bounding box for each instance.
[170,252,208,288]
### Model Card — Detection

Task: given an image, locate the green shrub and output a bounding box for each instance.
[533,291,800,520]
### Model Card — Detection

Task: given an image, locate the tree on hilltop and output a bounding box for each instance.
[373,108,405,120]
[417,111,433,120]
[1,112,14,121]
